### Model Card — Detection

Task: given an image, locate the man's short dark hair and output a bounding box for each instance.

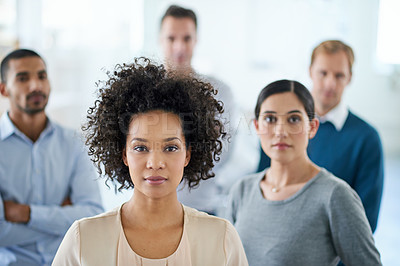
[160,5,197,29]
[1,49,43,83]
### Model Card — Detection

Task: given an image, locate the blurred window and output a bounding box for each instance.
[376,0,400,64]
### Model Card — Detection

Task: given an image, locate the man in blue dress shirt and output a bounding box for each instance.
[0,49,104,265]
[257,40,384,233]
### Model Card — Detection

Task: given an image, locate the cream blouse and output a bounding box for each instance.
[52,204,248,266]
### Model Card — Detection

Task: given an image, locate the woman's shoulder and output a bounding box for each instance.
[184,205,228,224]
[74,206,122,239]
[56,207,122,265]
[78,206,120,224]
[183,206,247,264]
[183,205,234,234]
[230,171,265,196]
[316,168,353,190]
[314,168,360,201]
[76,207,122,251]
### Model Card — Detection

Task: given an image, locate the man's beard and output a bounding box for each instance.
[18,91,48,115]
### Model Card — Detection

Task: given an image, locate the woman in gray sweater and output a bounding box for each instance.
[225,79,381,266]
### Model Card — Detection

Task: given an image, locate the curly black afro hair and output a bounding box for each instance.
[83,57,226,191]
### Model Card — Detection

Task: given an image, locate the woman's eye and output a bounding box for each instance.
[165,145,178,152]
[133,145,147,152]
[288,116,301,123]
[264,115,276,123]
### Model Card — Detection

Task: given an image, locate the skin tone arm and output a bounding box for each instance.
[3,197,72,223]
[3,201,30,223]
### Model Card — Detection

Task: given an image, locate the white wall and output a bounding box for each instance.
[1,0,399,156]
[142,0,400,156]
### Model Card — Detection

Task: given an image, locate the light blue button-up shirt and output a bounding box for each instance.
[0,112,104,266]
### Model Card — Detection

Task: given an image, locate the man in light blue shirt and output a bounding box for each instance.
[0,49,104,265]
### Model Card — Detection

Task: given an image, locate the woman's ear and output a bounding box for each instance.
[308,118,319,139]
[122,148,128,166]
[184,147,191,167]
[253,119,259,131]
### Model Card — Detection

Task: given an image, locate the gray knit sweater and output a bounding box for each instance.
[225,168,382,266]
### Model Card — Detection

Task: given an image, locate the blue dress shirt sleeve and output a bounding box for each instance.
[27,146,103,235]
[0,194,50,246]
[0,114,104,264]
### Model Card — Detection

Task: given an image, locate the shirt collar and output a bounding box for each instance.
[0,112,55,141]
[317,102,349,131]
[0,112,16,140]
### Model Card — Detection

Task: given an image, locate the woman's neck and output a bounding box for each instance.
[260,157,320,200]
[121,192,185,259]
[267,157,320,189]
[122,193,183,230]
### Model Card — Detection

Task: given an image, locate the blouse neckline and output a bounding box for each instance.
[256,168,324,205]
[117,203,188,262]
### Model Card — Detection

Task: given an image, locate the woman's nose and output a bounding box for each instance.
[274,122,288,137]
[146,151,166,169]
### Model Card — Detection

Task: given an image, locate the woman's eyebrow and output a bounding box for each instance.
[261,110,302,114]
[287,110,302,114]
[130,137,148,143]
[130,137,183,143]
[164,137,183,143]
[261,111,277,114]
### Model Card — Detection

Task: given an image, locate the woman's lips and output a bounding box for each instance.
[272,143,291,150]
[145,176,167,185]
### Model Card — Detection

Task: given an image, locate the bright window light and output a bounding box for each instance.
[376,0,400,64]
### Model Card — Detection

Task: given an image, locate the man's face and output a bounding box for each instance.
[0,56,50,116]
[309,51,352,116]
[159,16,197,71]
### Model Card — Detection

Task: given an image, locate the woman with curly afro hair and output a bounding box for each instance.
[52,57,248,266]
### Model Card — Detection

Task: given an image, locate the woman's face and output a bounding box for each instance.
[254,92,318,164]
[123,110,191,200]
